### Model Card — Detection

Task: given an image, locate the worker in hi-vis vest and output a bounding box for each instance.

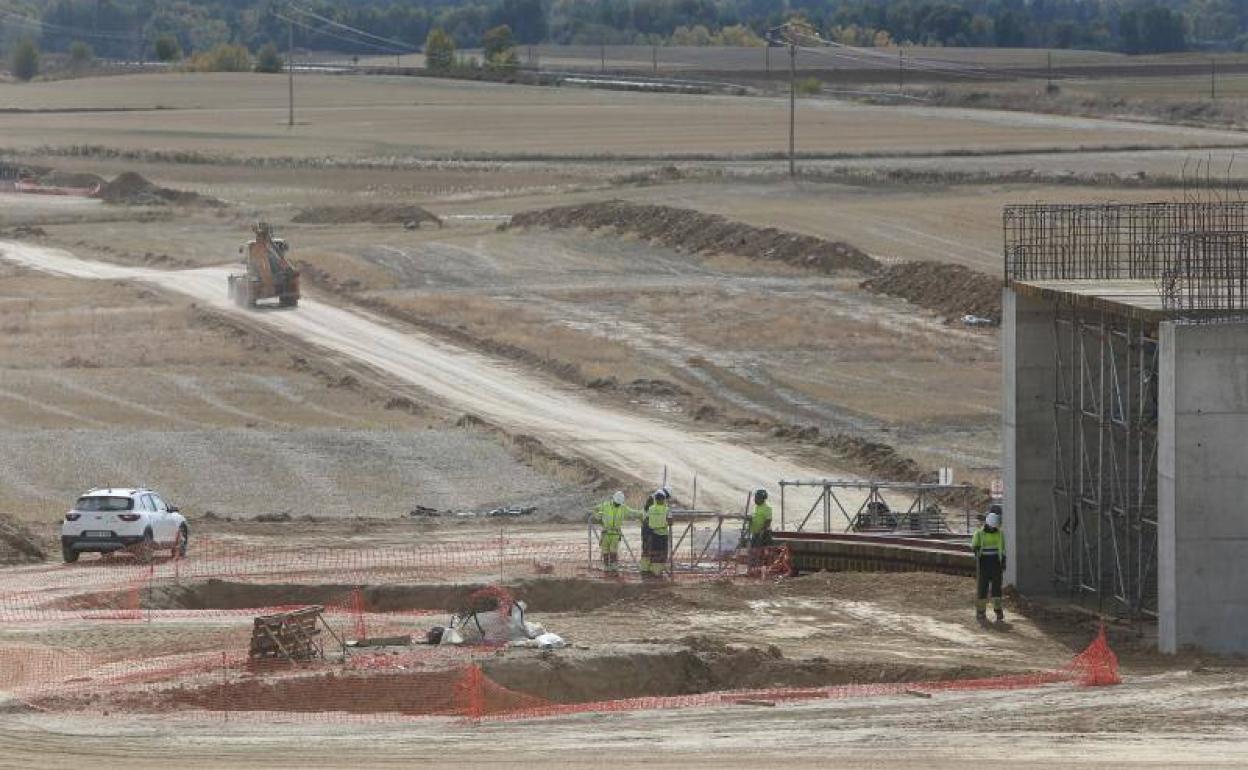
[746,488,774,568]
[971,511,1006,622]
[592,491,638,572]
[640,489,671,578]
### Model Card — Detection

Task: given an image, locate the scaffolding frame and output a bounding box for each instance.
[586,509,748,578]
[1051,307,1159,620]
[777,480,981,536]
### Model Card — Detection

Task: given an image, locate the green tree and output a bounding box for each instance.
[482,24,515,60]
[68,41,93,70]
[425,27,455,71]
[482,24,518,70]
[11,38,39,82]
[154,35,182,62]
[254,42,283,73]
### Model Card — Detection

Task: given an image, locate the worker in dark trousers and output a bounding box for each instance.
[643,489,671,578]
[972,511,1006,622]
[747,488,774,569]
[639,491,655,575]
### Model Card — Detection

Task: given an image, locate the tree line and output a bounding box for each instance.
[2,0,1243,66]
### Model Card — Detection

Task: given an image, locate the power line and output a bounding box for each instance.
[274,13,408,56]
[0,7,141,43]
[288,6,415,53]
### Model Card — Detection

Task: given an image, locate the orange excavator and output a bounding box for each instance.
[228,222,300,309]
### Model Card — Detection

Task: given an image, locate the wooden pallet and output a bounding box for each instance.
[249,605,336,663]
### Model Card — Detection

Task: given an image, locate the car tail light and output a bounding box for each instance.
[64,513,81,521]
[118,514,141,522]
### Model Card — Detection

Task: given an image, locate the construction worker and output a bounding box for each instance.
[641,489,671,578]
[747,488,774,568]
[592,491,637,572]
[640,490,655,575]
[972,510,1006,622]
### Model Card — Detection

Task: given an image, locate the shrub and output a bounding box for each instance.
[424,28,454,72]
[254,42,283,73]
[154,35,181,62]
[69,41,93,70]
[795,76,822,96]
[11,38,39,82]
[188,43,251,72]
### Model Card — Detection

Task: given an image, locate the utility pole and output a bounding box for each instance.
[652,44,657,74]
[1211,58,1217,100]
[898,48,903,90]
[600,37,605,72]
[287,15,294,128]
[766,43,770,77]
[1046,50,1053,91]
[789,37,796,178]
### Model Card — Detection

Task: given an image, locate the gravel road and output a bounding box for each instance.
[0,240,836,509]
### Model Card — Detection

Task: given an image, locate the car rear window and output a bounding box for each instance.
[74,496,134,512]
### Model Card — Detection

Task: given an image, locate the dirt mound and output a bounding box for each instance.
[0,512,44,563]
[861,261,1001,323]
[96,172,223,207]
[292,204,442,228]
[482,645,994,704]
[504,201,877,274]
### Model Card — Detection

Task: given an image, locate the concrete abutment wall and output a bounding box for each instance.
[1005,284,1248,653]
[1158,321,1248,654]
[1002,288,1056,597]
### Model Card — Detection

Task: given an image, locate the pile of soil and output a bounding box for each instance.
[861,261,1001,323]
[292,204,442,228]
[96,172,223,207]
[503,201,878,274]
[769,423,928,482]
[0,512,44,564]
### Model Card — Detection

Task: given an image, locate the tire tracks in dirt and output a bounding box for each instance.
[0,240,836,509]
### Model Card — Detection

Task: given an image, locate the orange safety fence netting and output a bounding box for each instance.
[14,625,1121,723]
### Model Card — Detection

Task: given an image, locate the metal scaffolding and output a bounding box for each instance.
[1051,306,1159,619]
[585,509,748,578]
[777,480,981,536]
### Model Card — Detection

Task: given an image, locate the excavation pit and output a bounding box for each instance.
[56,578,659,614]
[34,644,998,718]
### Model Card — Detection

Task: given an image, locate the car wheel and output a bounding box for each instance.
[62,544,79,564]
[136,529,155,563]
[174,525,188,558]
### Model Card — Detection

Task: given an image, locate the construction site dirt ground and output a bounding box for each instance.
[4,70,1248,766]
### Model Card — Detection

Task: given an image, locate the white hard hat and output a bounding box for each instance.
[612,491,625,505]
[986,512,1001,528]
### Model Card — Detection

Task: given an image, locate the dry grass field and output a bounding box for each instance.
[1,72,1245,160]
[1,66,1245,768]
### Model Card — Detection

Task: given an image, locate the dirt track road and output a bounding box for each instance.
[0,241,833,509]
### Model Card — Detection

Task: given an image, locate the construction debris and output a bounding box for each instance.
[433,587,551,646]
[248,605,343,663]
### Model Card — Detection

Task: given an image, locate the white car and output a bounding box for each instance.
[60,487,188,563]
